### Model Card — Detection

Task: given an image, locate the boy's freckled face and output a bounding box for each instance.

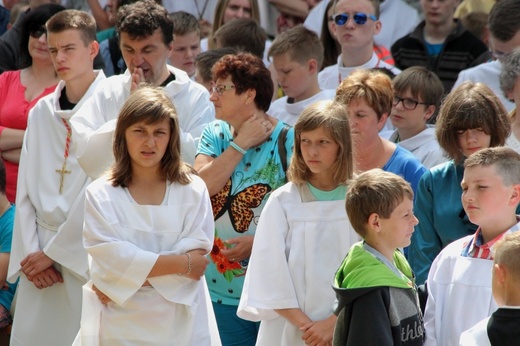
[170,31,201,77]
[461,165,514,228]
[390,89,433,134]
[272,53,314,102]
[378,198,418,250]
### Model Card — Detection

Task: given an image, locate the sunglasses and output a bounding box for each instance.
[333,12,377,26]
[30,26,47,39]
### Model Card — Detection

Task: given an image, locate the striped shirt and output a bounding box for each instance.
[461,217,520,259]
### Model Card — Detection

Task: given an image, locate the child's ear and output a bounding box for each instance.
[423,105,436,121]
[509,184,520,206]
[494,263,507,286]
[308,59,318,74]
[368,213,381,232]
[89,41,100,61]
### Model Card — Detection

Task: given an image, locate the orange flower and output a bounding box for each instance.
[211,235,242,275]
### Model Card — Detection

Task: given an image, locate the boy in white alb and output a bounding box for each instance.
[460,231,520,345]
[8,10,105,346]
[317,0,400,91]
[267,25,335,126]
[424,147,520,346]
[387,66,447,169]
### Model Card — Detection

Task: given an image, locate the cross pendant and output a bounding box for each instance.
[55,162,71,194]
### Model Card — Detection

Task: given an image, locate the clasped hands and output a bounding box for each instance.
[21,251,63,290]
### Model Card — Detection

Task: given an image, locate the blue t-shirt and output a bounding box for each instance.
[425,42,443,58]
[383,145,427,195]
[0,204,16,310]
[197,120,294,305]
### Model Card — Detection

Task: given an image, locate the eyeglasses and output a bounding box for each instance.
[211,84,235,96]
[393,96,428,110]
[332,12,377,26]
[30,26,47,39]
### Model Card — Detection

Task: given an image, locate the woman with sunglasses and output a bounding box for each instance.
[194,52,294,346]
[0,3,64,203]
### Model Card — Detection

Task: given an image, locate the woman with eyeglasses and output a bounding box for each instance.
[194,52,294,346]
[335,68,426,194]
[0,4,64,203]
[408,81,513,285]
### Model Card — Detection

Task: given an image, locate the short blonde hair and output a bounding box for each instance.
[268,25,324,70]
[332,0,380,19]
[288,101,353,185]
[346,169,413,238]
[335,69,393,120]
[464,147,520,187]
[493,232,520,283]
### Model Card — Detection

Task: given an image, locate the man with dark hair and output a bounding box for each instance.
[71,0,214,175]
[454,0,520,112]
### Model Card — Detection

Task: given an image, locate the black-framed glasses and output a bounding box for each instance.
[393,96,428,110]
[30,26,47,39]
[333,12,377,26]
[211,84,235,96]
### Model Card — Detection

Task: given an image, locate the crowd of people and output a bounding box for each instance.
[0,0,519,345]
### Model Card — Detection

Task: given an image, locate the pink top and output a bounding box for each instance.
[0,70,57,202]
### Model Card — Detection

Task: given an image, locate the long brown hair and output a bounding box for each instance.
[110,85,194,187]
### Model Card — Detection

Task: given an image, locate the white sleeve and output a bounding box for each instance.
[84,185,158,306]
[238,191,298,321]
[7,120,39,281]
[423,253,443,346]
[70,87,117,179]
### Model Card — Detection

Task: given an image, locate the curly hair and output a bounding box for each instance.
[116,0,172,46]
[211,52,273,112]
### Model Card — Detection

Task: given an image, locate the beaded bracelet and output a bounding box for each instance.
[185,253,192,275]
[229,141,247,155]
